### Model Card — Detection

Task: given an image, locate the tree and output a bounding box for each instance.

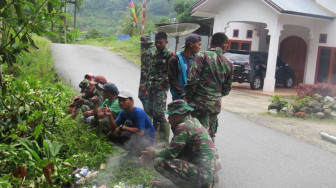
[119,2,142,36]
[0,0,63,67]
[158,16,172,23]
[147,0,175,18]
[119,2,156,36]
[170,0,197,22]
[85,28,102,39]
[68,0,84,42]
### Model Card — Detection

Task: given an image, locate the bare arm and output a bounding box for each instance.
[168,56,185,96]
[121,126,145,135]
[106,112,118,130]
[92,96,99,117]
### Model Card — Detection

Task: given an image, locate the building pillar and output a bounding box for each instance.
[304,29,317,84]
[263,23,282,92]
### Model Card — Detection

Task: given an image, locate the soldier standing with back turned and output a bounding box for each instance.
[185,32,233,140]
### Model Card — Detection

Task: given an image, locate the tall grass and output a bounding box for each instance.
[22,36,54,77]
[1,35,154,187]
[77,36,141,66]
[2,35,54,81]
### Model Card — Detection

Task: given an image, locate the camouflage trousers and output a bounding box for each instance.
[140,97,150,116]
[191,111,218,139]
[74,102,92,113]
[155,158,214,188]
[90,116,112,133]
[148,89,170,143]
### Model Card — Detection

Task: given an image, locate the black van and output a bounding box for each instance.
[225,50,295,90]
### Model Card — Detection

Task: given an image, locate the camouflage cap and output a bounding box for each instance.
[140,35,153,44]
[165,100,194,115]
[79,79,90,93]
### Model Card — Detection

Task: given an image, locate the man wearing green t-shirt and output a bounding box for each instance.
[85,82,121,133]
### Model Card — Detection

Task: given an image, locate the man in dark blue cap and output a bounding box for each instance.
[168,33,202,100]
[85,82,122,133]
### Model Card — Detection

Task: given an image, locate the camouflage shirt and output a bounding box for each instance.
[139,46,156,99]
[144,47,173,90]
[81,88,100,107]
[185,47,233,114]
[155,115,220,174]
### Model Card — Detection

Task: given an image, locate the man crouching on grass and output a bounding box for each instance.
[140,100,221,188]
[106,90,155,155]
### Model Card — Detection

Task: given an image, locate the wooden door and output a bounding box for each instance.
[315,47,336,84]
[279,36,307,85]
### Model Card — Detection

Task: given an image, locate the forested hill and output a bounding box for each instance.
[75,0,176,36]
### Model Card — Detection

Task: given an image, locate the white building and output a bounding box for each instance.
[192,0,336,92]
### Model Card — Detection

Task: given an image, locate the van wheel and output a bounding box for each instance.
[250,76,263,90]
[284,77,294,88]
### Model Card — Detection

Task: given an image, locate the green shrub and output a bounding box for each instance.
[270,95,288,109]
[293,96,312,112]
[85,29,103,39]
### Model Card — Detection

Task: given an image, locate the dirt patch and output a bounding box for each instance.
[222,89,336,154]
[102,47,114,50]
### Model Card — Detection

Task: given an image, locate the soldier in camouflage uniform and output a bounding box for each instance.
[139,35,154,114]
[140,100,221,187]
[185,32,233,139]
[70,79,100,117]
[82,75,109,123]
[144,32,174,143]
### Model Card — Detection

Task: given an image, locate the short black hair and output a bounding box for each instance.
[210,32,228,48]
[155,32,168,40]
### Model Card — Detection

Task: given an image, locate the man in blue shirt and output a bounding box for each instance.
[106,90,155,154]
[168,34,202,100]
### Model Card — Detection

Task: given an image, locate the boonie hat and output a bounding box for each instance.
[98,82,119,95]
[79,79,90,93]
[118,90,134,99]
[165,100,194,115]
[181,33,201,48]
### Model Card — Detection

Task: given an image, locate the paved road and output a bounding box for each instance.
[51,44,336,188]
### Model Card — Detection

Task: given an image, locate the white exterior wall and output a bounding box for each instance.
[279,25,310,45]
[211,0,279,34]
[316,0,336,14]
[278,14,333,84]
[225,22,260,51]
[212,3,336,85]
[201,0,280,92]
[258,24,269,52]
[193,0,336,89]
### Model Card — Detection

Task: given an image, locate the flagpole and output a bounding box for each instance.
[141,0,146,37]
